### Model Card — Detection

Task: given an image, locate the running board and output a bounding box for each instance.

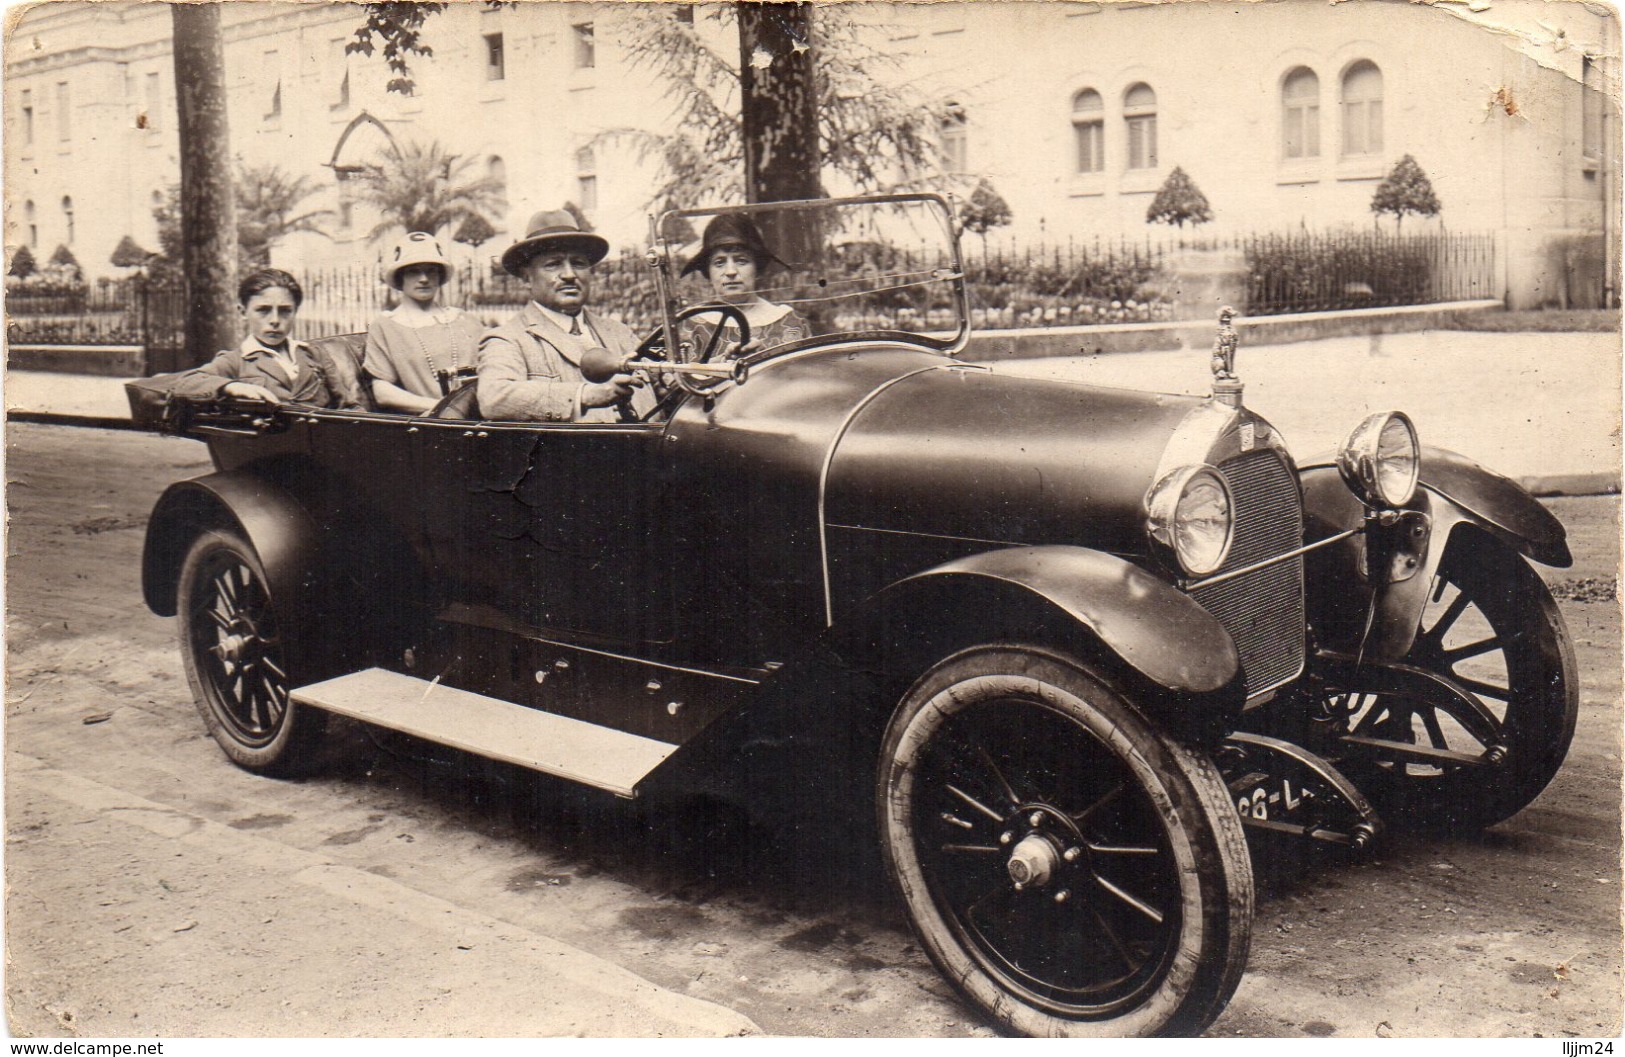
[290,668,677,798]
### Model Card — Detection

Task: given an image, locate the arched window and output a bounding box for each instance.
[1071,89,1104,174]
[1282,67,1319,159]
[1123,83,1157,170]
[940,101,968,174]
[25,200,36,248]
[61,195,74,245]
[575,147,597,214]
[1341,61,1383,156]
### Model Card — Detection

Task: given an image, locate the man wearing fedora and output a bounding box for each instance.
[478,209,642,422]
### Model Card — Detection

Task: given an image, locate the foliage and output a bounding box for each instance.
[352,139,505,240]
[1244,231,1434,311]
[110,236,155,268]
[452,213,497,248]
[152,162,331,275]
[1146,167,1213,229]
[1370,154,1441,228]
[964,240,1169,324]
[9,245,37,278]
[236,162,332,265]
[346,1,445,95]
[598,5,942,209]
[960,178,1013,240]
[48,243,81,277]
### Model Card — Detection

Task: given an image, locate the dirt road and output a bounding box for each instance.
[6,422,1621,1038]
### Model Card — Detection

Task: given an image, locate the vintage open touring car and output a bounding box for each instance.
[130,194,1576,1037]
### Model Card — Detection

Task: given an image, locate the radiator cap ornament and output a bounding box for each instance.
[1210,306,1243,408]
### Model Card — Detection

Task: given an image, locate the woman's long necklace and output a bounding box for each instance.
[406,315,466,395]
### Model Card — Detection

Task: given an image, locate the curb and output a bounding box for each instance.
[1519,472,1622,499]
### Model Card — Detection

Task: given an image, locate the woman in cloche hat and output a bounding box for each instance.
[680,214,808,358]
[364,231,488,414]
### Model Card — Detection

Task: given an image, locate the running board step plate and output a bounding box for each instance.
[290,668,676,798]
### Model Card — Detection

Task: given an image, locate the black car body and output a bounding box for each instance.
[132,194,1576,1037]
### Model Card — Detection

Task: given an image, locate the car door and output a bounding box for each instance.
[414,418,673,647]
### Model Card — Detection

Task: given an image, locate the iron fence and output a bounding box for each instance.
[4,230,1501,368]
[295,255,665,338]
[1240,230,1499,315]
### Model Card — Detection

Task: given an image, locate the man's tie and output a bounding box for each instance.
[569,313,581,336]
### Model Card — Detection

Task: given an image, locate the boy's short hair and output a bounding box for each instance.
[238,268,304,308]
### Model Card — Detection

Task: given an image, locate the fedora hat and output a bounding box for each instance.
[501,209,610,277]
[681,213,789,278]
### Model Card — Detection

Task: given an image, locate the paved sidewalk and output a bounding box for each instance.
[7,327,1620,493]
[7,752,763,1038]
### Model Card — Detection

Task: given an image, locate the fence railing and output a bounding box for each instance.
[5,230,1500,365]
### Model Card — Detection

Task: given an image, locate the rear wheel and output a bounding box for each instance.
[178,529,325,775]
[878,646,1252,1037]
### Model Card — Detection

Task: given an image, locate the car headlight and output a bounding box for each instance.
[1337,411,1420,508]
[1146,465,1234,577]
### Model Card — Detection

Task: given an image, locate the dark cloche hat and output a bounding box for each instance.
[681,213,789,278]
[501,209,610,277]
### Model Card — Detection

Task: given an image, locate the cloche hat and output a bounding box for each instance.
[383,231,452,288]
[681,213,789,278]
[501,209,610,277]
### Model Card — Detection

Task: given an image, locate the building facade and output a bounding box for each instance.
[5,0,1618,307]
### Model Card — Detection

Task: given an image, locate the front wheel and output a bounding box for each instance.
[1335,535,1578,830]
[878,646,1253,1037]
[178,529,326,775]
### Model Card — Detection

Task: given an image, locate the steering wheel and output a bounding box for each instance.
[635,302,752,365]
[428,378,480,420]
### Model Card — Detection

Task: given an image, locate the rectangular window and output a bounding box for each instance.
[1075,121,1103,174]
[484,32,505,81]
[55,81,69,142]
[264,51,281,120]
[1583,56,1603,160]
[331,38,351,109]
[942,127,967,173]
[144,72,161,131]
[573,23,595,69]
[1126,115,1157,169]
[576,147,598,213]
[20,88,32,146]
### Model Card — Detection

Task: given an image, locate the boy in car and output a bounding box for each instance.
[168,268,337,406]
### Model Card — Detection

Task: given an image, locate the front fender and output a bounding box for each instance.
[854,545,1241,697]
[1411,446,1571,567]
[1301,445,1570,659]
[142,472,321,620]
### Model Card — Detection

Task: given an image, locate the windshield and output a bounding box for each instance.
[653,194,968,366]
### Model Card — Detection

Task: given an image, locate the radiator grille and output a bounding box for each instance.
[1188,449,1306,697]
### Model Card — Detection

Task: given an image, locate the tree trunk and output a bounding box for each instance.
[171,4,240,366]
[737,2,821,206]
[737,1,824,322]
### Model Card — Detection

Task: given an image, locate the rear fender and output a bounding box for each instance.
[835,545,1244,735]
[1301,445,1570,660]
[143,473,321,624]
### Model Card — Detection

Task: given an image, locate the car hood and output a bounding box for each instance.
[823,359,1215,555]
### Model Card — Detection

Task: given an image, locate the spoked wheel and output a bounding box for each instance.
[1333,535,1577,831]
[178,530,325,775]
[879,647,1252,1037]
